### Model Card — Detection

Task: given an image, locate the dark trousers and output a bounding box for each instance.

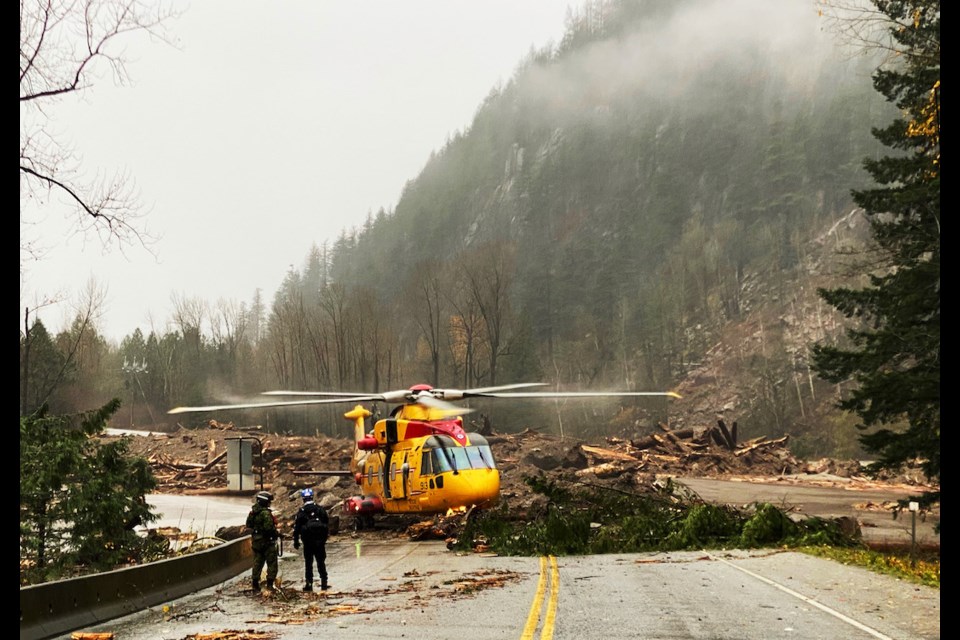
[251,540,278,587]
[303,539,327,585]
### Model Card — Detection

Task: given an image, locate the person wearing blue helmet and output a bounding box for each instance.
[293,487,330,592]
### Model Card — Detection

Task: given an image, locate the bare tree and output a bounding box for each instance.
[210,297,248,362]
[170,292,206,355]
[446,272,486,388]
[20,277,107,414]
[20,0,178,261]
[407,260,447,386]
[462,242,515,387]
[319,283,351,388]
[815,0,939,65]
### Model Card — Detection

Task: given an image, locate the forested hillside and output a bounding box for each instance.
[20,0,897,458]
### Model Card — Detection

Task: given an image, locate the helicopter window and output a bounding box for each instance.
[448,447,470,471]
[421,451,433,475]
[367,465,374,485]
[478,445,496,468]
[466,445,496,469]
[390,462,397,481]
[430,450,453,473]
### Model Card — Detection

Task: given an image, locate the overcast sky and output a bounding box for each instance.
[20,0,576,342]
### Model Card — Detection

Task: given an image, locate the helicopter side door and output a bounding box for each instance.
[388,451,411,502]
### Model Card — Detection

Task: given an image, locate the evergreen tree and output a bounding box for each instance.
[812,1,939,502]
[20,320,67,415]
[20,400,159,584]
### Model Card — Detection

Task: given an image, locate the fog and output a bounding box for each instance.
[19,0,880,343]
[20,0,574,341]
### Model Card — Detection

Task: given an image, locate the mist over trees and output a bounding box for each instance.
[22,0,915,455]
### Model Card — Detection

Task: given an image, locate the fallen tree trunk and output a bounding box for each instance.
[735,435,789,457]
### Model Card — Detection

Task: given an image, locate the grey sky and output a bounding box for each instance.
[20,1,574,342]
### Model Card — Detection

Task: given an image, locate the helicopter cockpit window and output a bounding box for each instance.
[466,445,496,469]
[430,449,453,473]
[448,447,470,471]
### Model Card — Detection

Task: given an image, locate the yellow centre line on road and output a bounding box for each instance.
[520,556,559,640]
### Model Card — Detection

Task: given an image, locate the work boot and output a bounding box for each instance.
[251,581,260,592]
[320,582,329,591]
[303,583,313,592]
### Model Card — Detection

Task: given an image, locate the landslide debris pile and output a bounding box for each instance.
[107,419,836,502]
[104,420,940,554]
[104,420,880,536]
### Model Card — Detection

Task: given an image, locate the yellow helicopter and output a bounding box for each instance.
[169,383,680,528]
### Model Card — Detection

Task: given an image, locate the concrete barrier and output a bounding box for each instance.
[20,536,252,640]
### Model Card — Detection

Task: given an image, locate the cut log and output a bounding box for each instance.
[200,450,227,472]
[575,462,627,478]
[651,433,686,455]
[661,429,692,454]
[159,460,205,470]
[630,435,660,451]
[717,419,736,450]
[655,423,694,439]
[735,435,789,456]
[580,444,638,462]
[646,453,681,464]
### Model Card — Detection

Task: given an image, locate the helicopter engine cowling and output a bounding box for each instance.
[343,495,384,515]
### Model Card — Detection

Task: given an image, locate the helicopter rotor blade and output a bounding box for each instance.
[168,384,679,415]
[167,396,376,414]
[260,388,427,404]
[432,382,549,401]
[415,393,476,415]
[468,391,683,399]
[261,390,374,397]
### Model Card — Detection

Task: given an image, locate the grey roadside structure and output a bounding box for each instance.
[20,536,252,640]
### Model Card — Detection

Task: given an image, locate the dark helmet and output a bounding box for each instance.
[255,490,273,505]
[300,488,314,501]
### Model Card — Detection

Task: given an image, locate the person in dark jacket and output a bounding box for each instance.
[292,488,329,591]
[246,490,279,591]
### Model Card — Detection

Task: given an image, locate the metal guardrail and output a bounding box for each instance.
[20,536,252,640]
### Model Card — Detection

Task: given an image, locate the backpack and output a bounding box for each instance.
[301,504,328,542]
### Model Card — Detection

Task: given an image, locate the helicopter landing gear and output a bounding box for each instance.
[353,514,376,531]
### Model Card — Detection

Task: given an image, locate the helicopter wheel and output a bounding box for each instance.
[353,514,376,531]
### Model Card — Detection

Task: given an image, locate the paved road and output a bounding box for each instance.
[57,539,938,640]
[55,484,936,640]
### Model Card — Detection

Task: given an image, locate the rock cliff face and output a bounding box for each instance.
[668,208,876,460]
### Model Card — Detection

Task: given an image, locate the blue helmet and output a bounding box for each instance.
[300,488,314,501]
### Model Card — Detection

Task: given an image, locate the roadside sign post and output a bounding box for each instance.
[908,501,919,567]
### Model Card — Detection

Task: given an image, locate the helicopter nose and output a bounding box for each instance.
[448,468,500,507]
